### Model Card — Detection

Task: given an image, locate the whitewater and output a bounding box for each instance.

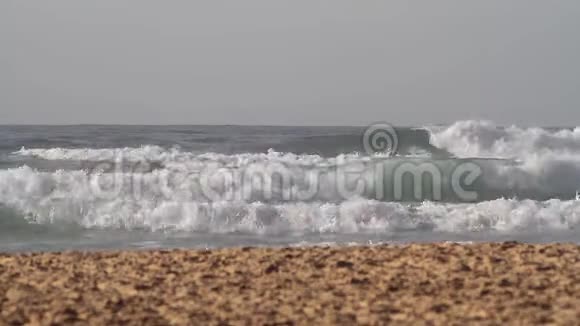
[1,121,579,251]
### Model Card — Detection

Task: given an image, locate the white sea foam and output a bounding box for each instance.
[14,146,379,166]
[15,145,178,162]
[429,120,580,159]
[0,166,578,234]
[5,121,580,238]
[12,144,580,201]
[424,121,580,198]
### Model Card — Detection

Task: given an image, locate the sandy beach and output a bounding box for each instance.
[0,243,578,325]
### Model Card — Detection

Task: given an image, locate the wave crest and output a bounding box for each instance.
[429,120,580,159]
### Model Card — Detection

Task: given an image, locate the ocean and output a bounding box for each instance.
[1,120,579,252]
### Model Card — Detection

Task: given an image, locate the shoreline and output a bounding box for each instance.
[1,242,579,324]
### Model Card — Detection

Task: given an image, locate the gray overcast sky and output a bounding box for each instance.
[1,1,579,126]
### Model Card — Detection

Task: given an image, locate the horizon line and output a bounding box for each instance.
[0,123,424,128]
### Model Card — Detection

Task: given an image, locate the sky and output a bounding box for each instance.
[1,1,579,126]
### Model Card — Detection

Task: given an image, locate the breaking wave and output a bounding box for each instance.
[0,167,578,235]
[429,120,580,159]
[3,120,580,239]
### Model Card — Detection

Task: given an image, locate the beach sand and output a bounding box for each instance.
[1,243,578,325]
